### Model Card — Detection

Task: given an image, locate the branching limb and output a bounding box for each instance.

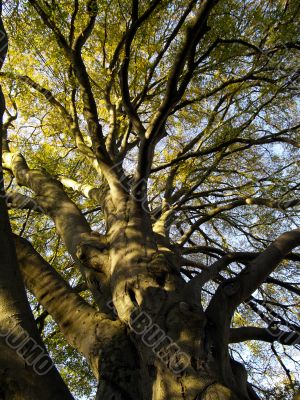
[205,229,300,352]
[120,0,163,136]
[152,123,300,173]
[133,0,220,200]
[178,195,300,246]
[28,0,113,168]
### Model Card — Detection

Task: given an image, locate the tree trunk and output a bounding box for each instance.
[88,200,255,400]
[92,294,251,400]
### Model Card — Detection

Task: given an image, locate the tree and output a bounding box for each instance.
[0,0,300,398]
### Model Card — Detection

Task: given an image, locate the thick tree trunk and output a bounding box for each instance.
[93,305,251,400]
[90,200,255,400]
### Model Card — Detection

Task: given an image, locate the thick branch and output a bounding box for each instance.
[3,152,92,256]
[229,229,300,310]
[229,326,300,345]
[14,235,120,378]
[59,176,104,205]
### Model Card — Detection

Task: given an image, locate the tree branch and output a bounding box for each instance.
[229,326,300,346]
[228,228,300,310]
[119,0,162,135]
[133,0,220,200]
[14,234,123,378]
[152,123,300,173]
[0,71,93,156]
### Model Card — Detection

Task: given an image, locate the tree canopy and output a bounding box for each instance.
[1,0,300,399]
